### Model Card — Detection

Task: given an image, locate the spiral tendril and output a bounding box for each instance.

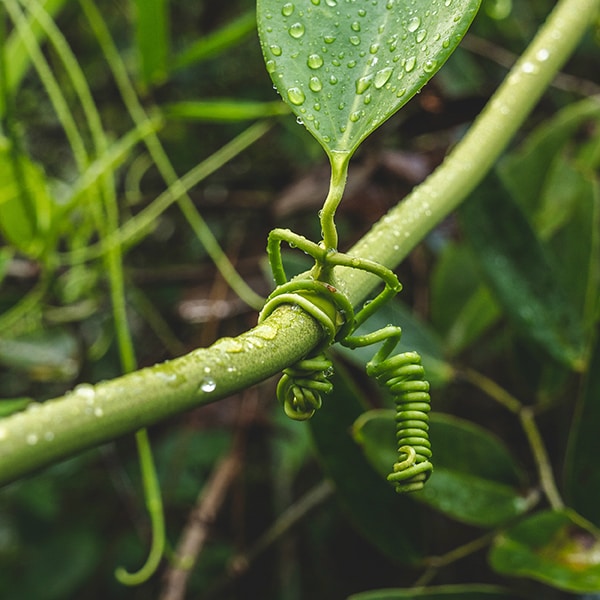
[344,328,432,493]
[262,228,432,490]
[368,350,432,493]
[276,355,334,420]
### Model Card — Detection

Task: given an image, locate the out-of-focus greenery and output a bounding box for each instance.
[0,0,599,598]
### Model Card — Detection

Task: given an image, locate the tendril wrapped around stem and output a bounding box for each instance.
[261,227,432,492]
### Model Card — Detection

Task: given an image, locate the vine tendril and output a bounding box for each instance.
[262,222,433,492]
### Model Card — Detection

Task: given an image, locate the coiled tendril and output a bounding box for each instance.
[344,326,432,493]
[261,228,432,492]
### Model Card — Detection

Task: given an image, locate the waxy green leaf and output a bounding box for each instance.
[490,509,600,593]
[257,0,481,157]
[353,411,533,527]
[461,174,587,370]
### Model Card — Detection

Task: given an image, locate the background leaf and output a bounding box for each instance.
[461,174,586,370]
[353,411,534,527]
[257,0,481,155]
[310,365,424,564]
[489,509,600,593]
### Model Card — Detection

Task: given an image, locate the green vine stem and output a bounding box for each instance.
[461,368,564,510]
[0,0,598,486]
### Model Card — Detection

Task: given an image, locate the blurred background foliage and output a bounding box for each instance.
[0,0,599,598]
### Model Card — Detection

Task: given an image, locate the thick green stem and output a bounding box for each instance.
[0,0,597,486]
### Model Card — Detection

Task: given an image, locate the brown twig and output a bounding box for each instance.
[159,391,258,600]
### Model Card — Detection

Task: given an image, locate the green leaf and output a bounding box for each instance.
[348,584,520,600]
[171,10,257,71]
[309,366,424,564]
[353,411,533,527]
[0,139,56,258]
[0,397,31,417]
[0,328,80,382]
[133,0,170,86]
[430,243,500,355]
[489,509,600,593]
[163,99,290,121]
[257,0,481,156]
[461,174,586,370]
[498,97,600,221]
[564,335,600,528]
[0,0,69,117]
[545,168,599,334]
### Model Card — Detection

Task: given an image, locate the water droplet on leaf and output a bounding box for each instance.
[307,53,324,68]
[282,3,294,16]
[407,16,421,32]
[309,76,323,92]
[355,74,372,94]
[289,22,305,38]
[287,87,306,105]
[374,66,393,88]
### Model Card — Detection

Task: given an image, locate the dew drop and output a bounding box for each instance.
[445,0,452,5]
[358,8,366,16]
[349,111,361,122]
[329,75,338,84]
[307,53,324,69]
[309,76,323,92]
[296,116,304,125]
[351,21,361,32]
[407,16,421,32]
[349,35,361,46]
[416,29,427,43]
[423,59,437,73]
[325,0,337,5]
[355,74,372,94]
[74,383,95,402]
[200,377,217,393]
[405,56,416,72]
[270,44,282,56]
[363,93,372,105]
[374,66,393,88]
[536,48,550,61]
[282,2,294,16]
[522,61,538,74]
[369,42,379,54]
[396,87,406,97]
[347,60,357,68]
[289,22,305,38]
[266,59,276,73]
[386,0,394,8]
[287,87,306,105]
[314,102,321,110]
[324,34,336,43]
